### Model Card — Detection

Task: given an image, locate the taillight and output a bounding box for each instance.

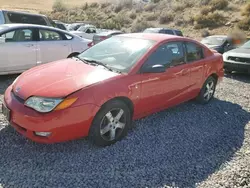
[88,42,93,47]
[100,36,107,40]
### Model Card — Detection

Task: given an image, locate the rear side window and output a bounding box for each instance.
[39,29,63,41]
[185,42,204,62]
[7,13,47,25]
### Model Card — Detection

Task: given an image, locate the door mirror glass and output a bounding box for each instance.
[141,64,166,73]
[0,36,6,43]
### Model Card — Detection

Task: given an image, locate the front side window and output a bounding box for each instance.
[0,29,33,42]
[143,42,185,68]
[78,36,155,73]
[39,29,62,41]
[185,42,204,62]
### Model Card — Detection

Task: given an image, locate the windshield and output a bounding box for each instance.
[201,36,227,46]
[78,36,155,73]
[241,40,250,48]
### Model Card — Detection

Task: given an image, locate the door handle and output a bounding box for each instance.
[24,44,34,47]
[181,69,189,75]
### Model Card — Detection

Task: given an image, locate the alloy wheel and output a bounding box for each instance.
[204,80,215,101]
[100,108,126,141]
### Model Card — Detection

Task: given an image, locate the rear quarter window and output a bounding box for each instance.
[185,42,204,62]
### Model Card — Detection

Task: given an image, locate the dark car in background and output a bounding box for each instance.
[143,28,183,36]
[201,35,234,54]
[92,30,123,45]
[54,20,67,31]
[0,10,54,26]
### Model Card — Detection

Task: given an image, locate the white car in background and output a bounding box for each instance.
[70,24,98,40]
[0,24,92,75]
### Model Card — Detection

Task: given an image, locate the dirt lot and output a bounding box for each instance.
[0,73,250,188]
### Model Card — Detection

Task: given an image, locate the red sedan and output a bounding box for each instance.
[2,33,224,146]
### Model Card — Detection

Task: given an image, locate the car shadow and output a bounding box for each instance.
[0,98,249,188]
[0,74,19,95]
[225,72,250,84]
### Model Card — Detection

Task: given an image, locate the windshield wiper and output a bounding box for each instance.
[72,56,87,63]
[82,58,121,73]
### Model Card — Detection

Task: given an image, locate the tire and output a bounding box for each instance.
[224,69,232,74]
[196,76,217,104]
[89,100,131,147]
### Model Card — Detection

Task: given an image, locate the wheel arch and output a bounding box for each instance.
[67,52,80,58]
[101,96,134,117]
[209,73,218,83]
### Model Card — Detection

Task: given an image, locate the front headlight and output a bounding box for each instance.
[223,53,228,61]
[25,97,63,113]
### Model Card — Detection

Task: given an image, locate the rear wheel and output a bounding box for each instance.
[196,76,217,104]
[89,100,131,146]
[224,68,232,74]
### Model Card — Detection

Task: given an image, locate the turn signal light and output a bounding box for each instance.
[54,98,78,111]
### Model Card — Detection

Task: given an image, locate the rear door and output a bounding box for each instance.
[0,28,37,74]
[37,28,71,64]
[184,42,205,97]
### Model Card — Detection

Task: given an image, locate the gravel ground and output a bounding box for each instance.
[0,73,250,188]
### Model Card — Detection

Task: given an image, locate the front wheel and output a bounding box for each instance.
[89,100,131,146]
[196,76,217,104]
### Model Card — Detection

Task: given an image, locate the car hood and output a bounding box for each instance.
[12,59,120,100]
[224,47,250,58]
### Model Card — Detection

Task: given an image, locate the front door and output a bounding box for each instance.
[137,41,191,115]
[0,28,37,74]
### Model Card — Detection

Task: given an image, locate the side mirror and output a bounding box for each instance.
[0,37,6,43]
[141,64,166,73]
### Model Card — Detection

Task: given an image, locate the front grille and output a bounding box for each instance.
[228,56,250,63]
[11,91,25,104]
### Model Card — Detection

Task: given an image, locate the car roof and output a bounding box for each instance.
[118,33,183,42]
[1,9,46,17]
[206,35,228,38]
[145,27,181,32]
[0,24,73,35]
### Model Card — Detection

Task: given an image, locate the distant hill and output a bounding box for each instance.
[0,0,114,12]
